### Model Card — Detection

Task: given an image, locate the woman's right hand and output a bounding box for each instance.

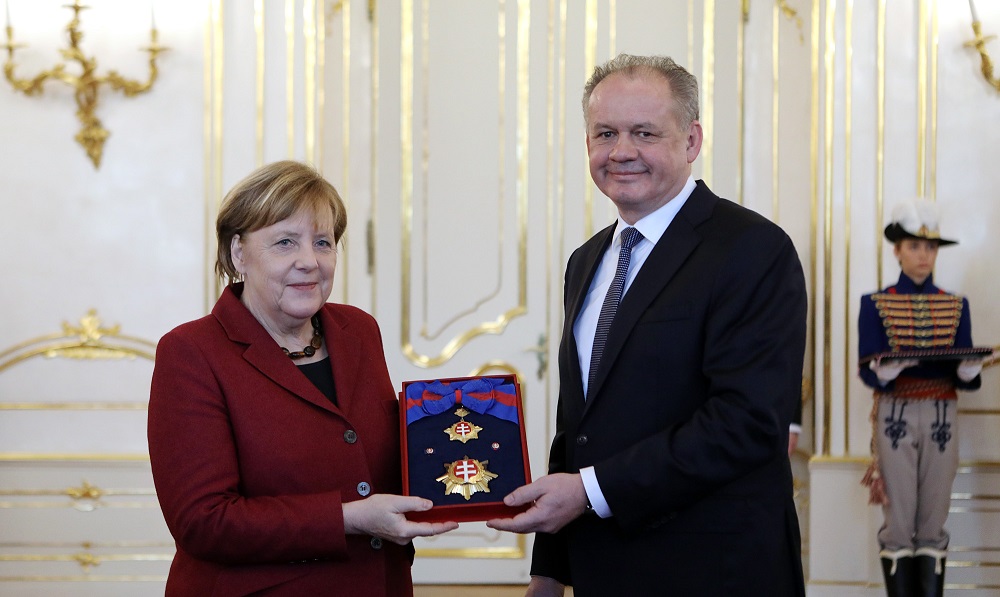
[343,494,458,545]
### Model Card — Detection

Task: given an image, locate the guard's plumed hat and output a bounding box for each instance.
[884,198,957,246]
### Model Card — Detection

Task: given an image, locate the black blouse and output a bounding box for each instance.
[297,357,337,406]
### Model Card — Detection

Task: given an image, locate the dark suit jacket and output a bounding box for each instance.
[531,181,807,597]
[148,284,412,597]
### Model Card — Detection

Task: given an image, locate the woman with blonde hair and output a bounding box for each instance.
[149,161,456,596]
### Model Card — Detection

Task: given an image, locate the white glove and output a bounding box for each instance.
[957,359,983,382]
[870,359,918,386]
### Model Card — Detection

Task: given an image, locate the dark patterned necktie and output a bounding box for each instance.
[587,227,643,399]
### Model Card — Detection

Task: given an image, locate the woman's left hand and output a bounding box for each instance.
[343,494,458,545]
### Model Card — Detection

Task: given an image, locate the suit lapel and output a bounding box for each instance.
[215,285,341,416]
[584,182,717,409]
[566,226,615,327]
[563,226,615,403]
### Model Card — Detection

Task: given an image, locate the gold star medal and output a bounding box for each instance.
[436,457,499,500]
[444,418,482,443]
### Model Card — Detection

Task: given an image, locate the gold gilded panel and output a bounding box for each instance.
[0,546,171,582]
[399,0,528,368]
[0,459,171,580]
[842,0,853,454]
[916,0,927,198]
[0,479,157,511]
[0,454,149,462]
[255,0,265,166]
[0,311,156,376]
[583,0,596,237]
[876,0,885,288]
[700,0,714,187]
[928,0,938,201]
[370,0,382,310]
[305,0,318,164]
[205,0,225,310]
[820,0,834,456]
[808,0,822,455]
[415,536,525,559]
[0,574,169,583]
[0,311,155,412]
[286,0,296,157]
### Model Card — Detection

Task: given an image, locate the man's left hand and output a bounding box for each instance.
[788,431,800,456]
[485,473,588,534]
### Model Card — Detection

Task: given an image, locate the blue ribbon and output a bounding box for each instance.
[405,377,519,426]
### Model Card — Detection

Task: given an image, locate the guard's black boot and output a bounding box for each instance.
[914,547,946,597]
[880,548,916,597]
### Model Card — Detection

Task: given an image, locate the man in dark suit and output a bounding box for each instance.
[487,54,807,596]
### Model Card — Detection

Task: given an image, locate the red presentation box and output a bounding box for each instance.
[399,374,531,523]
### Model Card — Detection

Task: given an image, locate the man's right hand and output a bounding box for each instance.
[525,575,566,597]
[485,473,588,535]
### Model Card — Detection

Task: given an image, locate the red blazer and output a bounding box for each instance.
[148,284,412,597]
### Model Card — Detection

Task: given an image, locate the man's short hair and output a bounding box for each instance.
[582,54,700,129]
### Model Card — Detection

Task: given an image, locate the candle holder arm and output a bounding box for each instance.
[101,32,166,97]
[967,21,1000,92]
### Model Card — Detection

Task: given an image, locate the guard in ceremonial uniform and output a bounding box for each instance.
[858,198,984,597]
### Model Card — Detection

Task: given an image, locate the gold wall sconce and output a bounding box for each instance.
[965,0,1000,92]
[2,1,167,168]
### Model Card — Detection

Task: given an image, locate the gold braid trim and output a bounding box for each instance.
[874,293,962,351]
[861,395,889,505]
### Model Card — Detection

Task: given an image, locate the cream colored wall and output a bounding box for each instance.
[0,0,206,453]
[0,1,206,592]
[1,0,999,594]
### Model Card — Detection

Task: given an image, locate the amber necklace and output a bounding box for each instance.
[281,315,323,359]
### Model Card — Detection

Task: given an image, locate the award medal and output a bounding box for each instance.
[444,407,482,443]
[444,419,482,443]
[436,456,498,500]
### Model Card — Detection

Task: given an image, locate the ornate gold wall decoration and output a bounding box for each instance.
[0,309,156,375]
[0,479,157,511]
[0,548,172,577]
[776,0,805,42]
[966,1,1000,92]
[0,459,172,583]
[2,1,167,168]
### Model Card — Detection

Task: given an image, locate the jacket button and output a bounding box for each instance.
[576,435,588,446]
[344,429,358,444]
[357,481,371,496]
[370,537,383,550]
